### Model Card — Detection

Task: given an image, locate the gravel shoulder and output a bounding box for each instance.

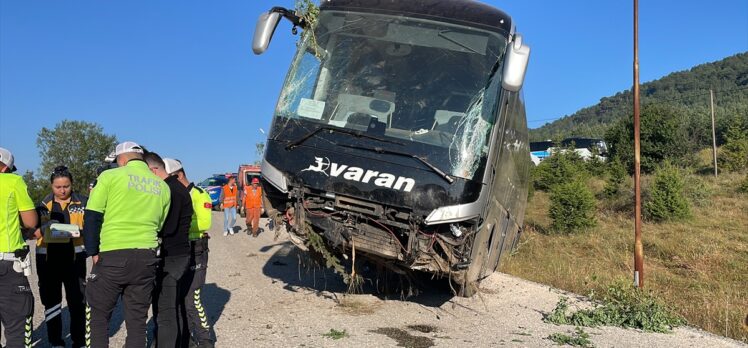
[22,213,746,347]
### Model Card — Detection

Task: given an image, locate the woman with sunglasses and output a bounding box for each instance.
[34,166,88,348]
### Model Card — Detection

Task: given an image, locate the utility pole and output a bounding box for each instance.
[633,0,644,288]
[710,89,718,177]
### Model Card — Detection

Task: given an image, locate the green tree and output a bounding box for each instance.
[585,145,607,177]
[644,162,691,222]
[718,124,748,172]
[603,160,627,198]
[606,104,693,174]
[22,170,48,203]
[549,180,596,234]
[36,120,117,195]
[530,52,748,144]
[533,142,588,191]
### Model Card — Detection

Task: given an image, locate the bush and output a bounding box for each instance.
[527,164,537,200]
[739,174,748,193]
[644,163,691,222]
[586,146,608,178]
[718,124,748,172]
[602,160,627,198]
[605,104,694,174]
[682,175,712,207]
[549,180,596,233]
[534,144,588,191]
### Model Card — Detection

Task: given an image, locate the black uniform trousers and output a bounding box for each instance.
[0,260,34,348]
[85,249,158,348]
[183,238,212,346]
[36,251,87,347]
[153,254,190,348]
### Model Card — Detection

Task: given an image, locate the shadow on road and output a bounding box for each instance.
[202,282,231,332]
[75,283,229,347]
[141,283,230,347]
[261,241,454,307]
[29,302,126,348]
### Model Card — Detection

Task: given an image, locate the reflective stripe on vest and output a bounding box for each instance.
[36,245,86,255]
[222,185,237,207]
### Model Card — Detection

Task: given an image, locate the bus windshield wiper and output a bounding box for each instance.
[285,126,404,150]
[338,144,454,184]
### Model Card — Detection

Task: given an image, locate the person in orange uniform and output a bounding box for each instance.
[219,176,239,236]
[242,178,264,237]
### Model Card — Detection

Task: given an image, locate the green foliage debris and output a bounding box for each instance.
[547,327,594,347]
[305,226,345,276]
[304,224,362,288]
[544,282,685,333]
[322,328,349,340]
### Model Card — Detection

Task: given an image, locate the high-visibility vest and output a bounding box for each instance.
[36,192,87,252]
[222,184,238,207]
[189,185,212,240]
[243,186,263,209]
[0,173,35,253]
[86,160,170,252]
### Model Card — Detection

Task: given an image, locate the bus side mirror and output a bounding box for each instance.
[253,11,282,55]
[502,34,531,92]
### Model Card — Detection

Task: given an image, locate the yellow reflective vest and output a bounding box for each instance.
[189,184,212,240]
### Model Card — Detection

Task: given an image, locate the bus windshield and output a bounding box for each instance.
[270,11,507,180]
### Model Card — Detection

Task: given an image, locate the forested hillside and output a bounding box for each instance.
[530,52,748,143]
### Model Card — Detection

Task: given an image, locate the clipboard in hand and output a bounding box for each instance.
[45,223,80,243]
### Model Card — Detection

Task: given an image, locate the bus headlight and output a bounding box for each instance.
[450,224,464,237]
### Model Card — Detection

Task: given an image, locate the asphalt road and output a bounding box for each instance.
[16,212,747,347]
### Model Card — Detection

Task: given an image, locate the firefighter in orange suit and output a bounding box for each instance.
[242,178,264,237]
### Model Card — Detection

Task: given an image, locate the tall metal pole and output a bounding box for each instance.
[710,89,718,177]
[633,0,644,288]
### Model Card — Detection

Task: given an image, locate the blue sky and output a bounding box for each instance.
[1,1,746,181]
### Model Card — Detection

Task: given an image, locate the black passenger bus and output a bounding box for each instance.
[253,0,531,295]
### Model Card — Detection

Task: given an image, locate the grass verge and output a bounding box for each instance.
[504,172,748,343]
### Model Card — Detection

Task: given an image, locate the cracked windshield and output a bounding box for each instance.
[272,11,506,180]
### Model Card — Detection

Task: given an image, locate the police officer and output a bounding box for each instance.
[144,153,193,348]
[0,147,38,348]
[167,159,214,348]
[83,142,171,348]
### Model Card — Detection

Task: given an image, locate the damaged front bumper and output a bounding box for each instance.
[281,186,477,276]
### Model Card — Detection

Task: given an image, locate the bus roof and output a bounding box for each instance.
[320,0,512,34]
